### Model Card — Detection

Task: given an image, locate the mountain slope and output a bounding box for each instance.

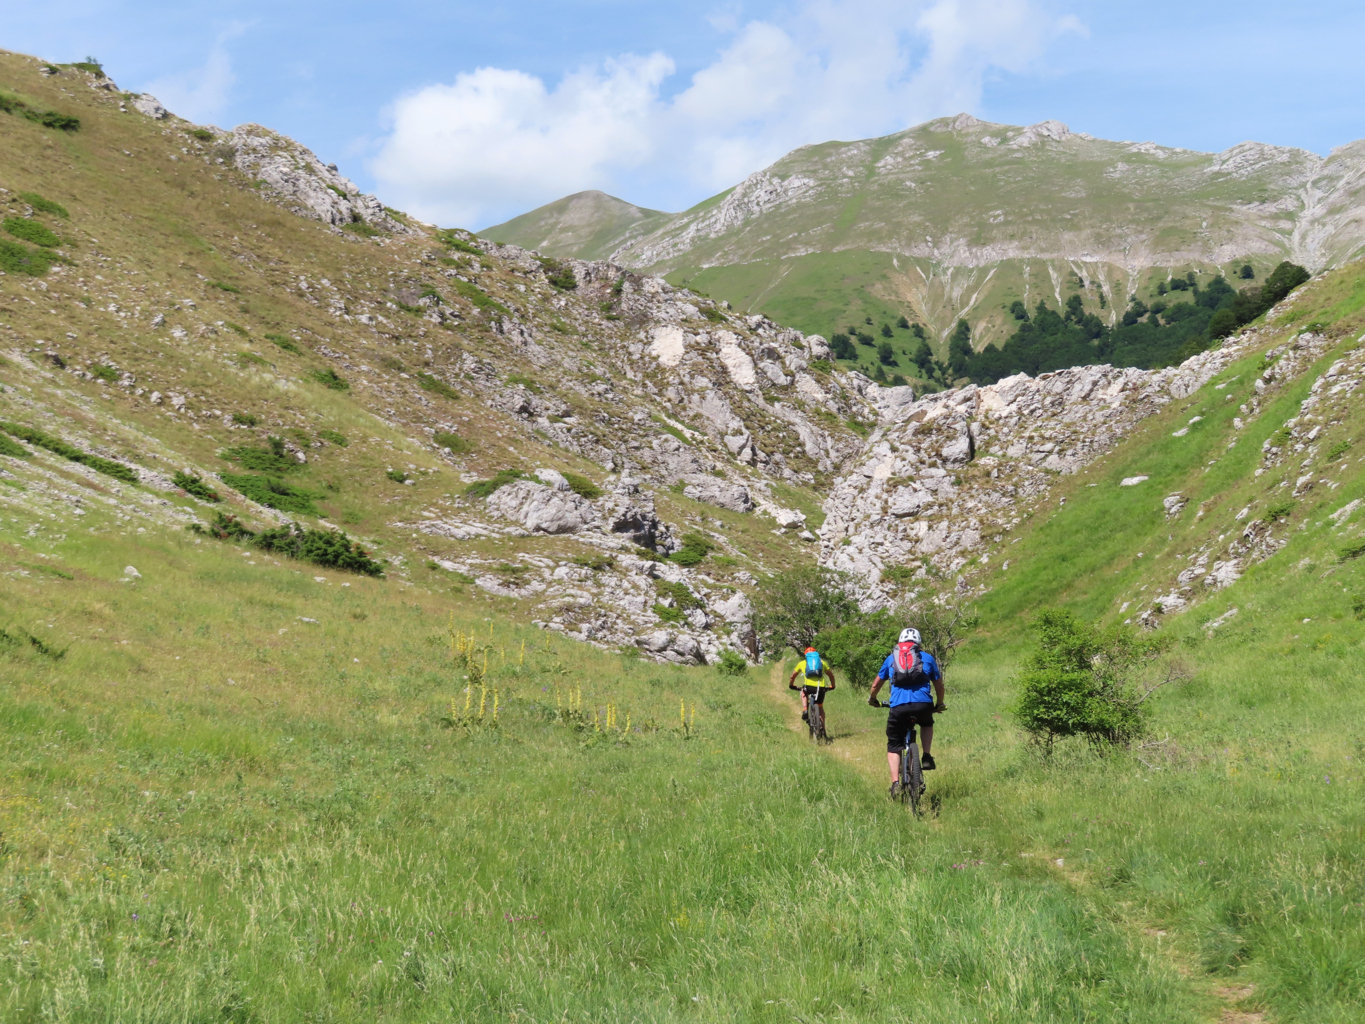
[480,189,670,261]
[486,115,1365,367]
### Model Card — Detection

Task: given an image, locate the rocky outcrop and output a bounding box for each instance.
[485,480,599,535]
[821,337,1257,604]
[226,124,412,234]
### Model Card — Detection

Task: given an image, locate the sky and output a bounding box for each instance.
[7,1,1365,229]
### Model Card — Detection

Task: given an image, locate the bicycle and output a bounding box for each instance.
[806,692,829,744]
[875,701,925,816]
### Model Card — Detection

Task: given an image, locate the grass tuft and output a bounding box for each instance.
[308,368,350,391]
[0,422,137,483]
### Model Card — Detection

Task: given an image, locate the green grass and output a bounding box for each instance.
[3,216,60,247]
[416,372,460,401]
[218,473,321,516]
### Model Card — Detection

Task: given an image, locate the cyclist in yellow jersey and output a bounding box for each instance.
[787,646,837,726]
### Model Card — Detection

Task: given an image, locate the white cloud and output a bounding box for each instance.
[371,0,1077,228]
[143,25,248,125]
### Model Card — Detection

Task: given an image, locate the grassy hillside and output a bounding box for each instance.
[481,190,670,261]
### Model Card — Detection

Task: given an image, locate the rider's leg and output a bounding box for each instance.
[921,724,933,757]
[887,751,900,783]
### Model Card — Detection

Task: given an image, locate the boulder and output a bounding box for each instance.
[132,94,168,119]
[682,476,753,512]
[599,481,678,552]
[535,468,571,491]
[485,480,598,535]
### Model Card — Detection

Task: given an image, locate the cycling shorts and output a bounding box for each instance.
[886,702,935,753]
[801,685,827,705]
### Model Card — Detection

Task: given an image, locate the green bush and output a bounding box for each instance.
[880,565,917,587]
[716,649,749,676]
[209,280,240,294]
[220,437,295,473]
[1326,440,1353,462]
[264,333,300,354]
[0,91,80,132]
[437,231,482,255]
[90,364,118,382]
[536,257,577,291]
[1011,609,1168,750]
[0,239,56,276]
[1262,500,1297,523]
[0,434,30,458]
[318,429,348,447]
[0,422,137,483]
[188,128,214,142]
[464,469,526,498]
[653,603,686,624]
[432,430,470,453]
[3,217,60,247]
[417,373,460,400]
[254,523,384,576]
[226,322,249,336]
[386,469,410,483]
[218,473,320,516]
[669,532,715,568]
[701,306,726,323]
[506,374,542,394]
[749,566,859,656]
[562,471,601,499]
[173,471,221,502]
[309,368,350,391]
[1339,541,1365,563]
[812,612,901,691]
[344,222,380,238]
[655,580,702,611]
[572,554,615,572]
[809,359,832,373]
[190,511,256,541]
[232,412,258,427]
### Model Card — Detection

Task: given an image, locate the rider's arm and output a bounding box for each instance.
[787,667,800,689]
[933,666,946,709]
[826,668,836,690]
[868,675,884,703]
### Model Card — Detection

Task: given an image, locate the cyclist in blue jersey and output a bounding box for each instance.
[867,628,945,796]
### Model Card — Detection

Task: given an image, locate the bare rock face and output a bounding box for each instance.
[132,94,167,119]
[822,339,1254,601]
[681,475,753,513]
[226,124,411,234]
[485,480,599,535]
[599,480,679,553]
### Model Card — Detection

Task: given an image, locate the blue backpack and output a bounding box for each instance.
[804,650,824,679]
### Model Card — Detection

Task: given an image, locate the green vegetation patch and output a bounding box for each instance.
[0,434,30,459]
[464,468,526,498]
[670,531,716,567]
[308,368,350,391]
[208,280,240,294]
[0,422,137,483]
[448,278,508,315]
[561,471,601,499]
[172,471,221,502]
[417,373,460,400]
[3,217,60,248]
[192,512,383,576]
[432,430,471,454]
[318,429,348,447]
[218,473,321,516]
[437,230,483,255]
[0,91,80,131]
[264,333,300,354]
[220,437,296,473]
[0,239,57,277]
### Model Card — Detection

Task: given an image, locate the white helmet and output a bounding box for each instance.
[898,627,921,644]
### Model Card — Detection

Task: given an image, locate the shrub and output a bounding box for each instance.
[309,368,350,391]
[0,434,30,458]
[1011,609,1169,750]
[3,217,60,247]
[264,333,300,354]
[344,222,380,238]
[537,257,577,291]
[1239,264,1255,279]
[318,429,348,447]
[653,604,686,624]
[432,429,470,453]
[209,280,240,293]
[562,471,601,499]
[232,412,258,427]
[220,437,294,472]
[448,278,508,315]
[880,565,917,586]
[809,358,832,373]
[507,374,542,394]
[1339,540,1365,563]
[173,470,221,502]
[90,364,118,382]
[0,422,137,483]
[237,351,268,367]
[219,473,320,516]
[386,469,410,483]
[188,128,214,142]
[572,554,615,572]
[716,649,749,676]
[464,469,526,498]
[701,306,726,323]
[751,566,860,656]
[418,373,460,400]
[0,239,56,276]
[254,523,384,576]
[1262,499,1297,523]
[670,532,715,567]
[0,92,81,132]
[437,231,482,255]
[226,322,249,336]
[1326,440,1353,462]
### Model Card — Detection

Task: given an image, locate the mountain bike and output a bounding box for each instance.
[806,689,829,744]
[875,702,925,816]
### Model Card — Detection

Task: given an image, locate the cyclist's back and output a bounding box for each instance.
[867,628,945,795]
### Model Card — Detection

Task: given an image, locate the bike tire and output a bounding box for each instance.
[809,702,823,742]
[905,743,924,818]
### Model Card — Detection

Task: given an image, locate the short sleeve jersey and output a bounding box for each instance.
[795,658,831,688]
[876,648,941,706]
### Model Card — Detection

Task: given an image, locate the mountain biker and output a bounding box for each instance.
[788,647,836,727]
[867,628,945,797]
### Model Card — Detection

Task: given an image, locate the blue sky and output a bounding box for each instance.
[8,1,1365,228]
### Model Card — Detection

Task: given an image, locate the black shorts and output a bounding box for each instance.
[801,685,828,705]
[886,703,935,753]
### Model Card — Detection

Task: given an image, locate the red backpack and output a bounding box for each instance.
[891,641,929,688]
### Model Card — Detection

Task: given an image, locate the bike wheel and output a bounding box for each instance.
[809,702,823,742]
[905,743,924,818]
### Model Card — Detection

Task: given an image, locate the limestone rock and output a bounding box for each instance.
[681,476,753,512]
[485,480,598,535]
[132,94,167,119]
